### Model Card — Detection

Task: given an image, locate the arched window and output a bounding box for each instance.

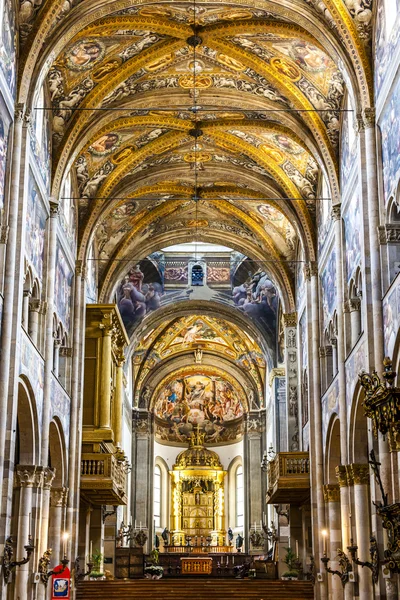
[236,466,244,528]
[154,465,161,528]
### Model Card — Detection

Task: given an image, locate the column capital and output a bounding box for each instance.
[378,224,400,244]
[323,483,340,503]
[319,346,326,358]
[362,107,376,129]
[29,298,44,313]
[268,367,285,387]
[349,463,370,485]
[14,103,26,122]
[335,464,351,487]
[60,346,73,357]
[50,486,68,507]
[283,312,297,327]
[331,205,341,221]
[349,297,361,312]
[49,201,60,217]
[309,261,318,276]
[15,465,44,488]
[75,259,86,277]
[324,345,333,357]
[43,467,56,491]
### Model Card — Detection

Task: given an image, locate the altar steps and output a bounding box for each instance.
[76,578,314,599]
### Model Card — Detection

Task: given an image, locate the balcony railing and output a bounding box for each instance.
[81,452,127,505]
[266,452,310,504]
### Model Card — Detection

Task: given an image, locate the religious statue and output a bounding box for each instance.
[227,527,233,544]
[161,528,169,545]
[194,347,203,364]
[236,533,244,551]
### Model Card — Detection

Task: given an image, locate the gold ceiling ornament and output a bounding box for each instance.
[174,428,224,470]
[359,358,400,452]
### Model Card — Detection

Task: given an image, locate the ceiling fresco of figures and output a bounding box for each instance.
[153,372,245,445]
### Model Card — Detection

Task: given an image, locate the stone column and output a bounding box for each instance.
[309,263,328,600]
[99,325,112,429]
[28,298,41,347]
[49,487,68,565]
[330,338,338,377]
[22,290,30,331]
[244,415,263,536]
[336,466,353,600]
[14,466,43,600]
[114,355,124,448]
[323,484,343,600]
[349,298,361,347]
[131,413,153,553]
[36,468,56,600]
[349,464,373,600]
[0,106,29,507]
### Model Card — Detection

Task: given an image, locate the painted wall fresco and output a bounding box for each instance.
[321,377,339,447]
[20,330,44,427]
[0,109,11,211]
[345,338,366,423]
[296,253,305,310]
[340,99,357,188]
[30,88,51,193]
[375,0,400,98]
[299,309,308,371]
[380,74,400,204]
[0,0,16,98]
[86,243,97,303]
[317,196,332,254]
[343,193,362,282]
[320,248,337,328]
[26,172,46,282]
[383,278,400,357]
[154,373,244,445]
[55,245,73,332]
[51,377,71,448]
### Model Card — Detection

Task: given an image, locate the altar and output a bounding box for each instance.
[180,557,213,575]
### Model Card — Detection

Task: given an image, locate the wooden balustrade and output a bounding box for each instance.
[266,452,310,504]
[80,452,127,505]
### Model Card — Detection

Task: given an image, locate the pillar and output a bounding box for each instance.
[28,299,41,347]
[22,290,30,330]
[283,313,299,452]
[323,484,343,600]
[99,325,112,429]
[336,466,353,600]
[49,487,68,566]
[349,298,361,347]
[114,356,124,447]
[0,106,29,511]
[14,466,43,600]
[309,263,328,600]
[244,414,263,539]
[349,464,373,600]
[131,412,153,553]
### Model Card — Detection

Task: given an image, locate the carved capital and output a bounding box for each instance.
[50,486,68,507]
[349,463,370,485]
[331,205,341,222]
[362,107,376,129]
[330,337,337,347]
[324,345,333,357]
[283,312,297,328]
[23,108,32,127]
[309,261,318,276]
[15,465,44,488]
[378,224,400,244]
[14,103,25,122]
[343,300,351,313]
[29,298,42,312]
[75,260,83,276]
[49,202,60,217]
[60,346,73,357]
[356,111,365,132]
[323,483,340,503]
[303,263,311,281]
[0,224,9,244]
[43,467,56,490]
[345,464,354,487]
[268,367,285,387]
[319,346,326,358]
[336,464,350,487]
[349,297,361,312]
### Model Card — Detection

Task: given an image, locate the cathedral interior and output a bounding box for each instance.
[1,0,400,598]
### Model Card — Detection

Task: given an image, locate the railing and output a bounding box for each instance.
[81,453,126,504]
[163,546,233,554]
[266,452,310,503]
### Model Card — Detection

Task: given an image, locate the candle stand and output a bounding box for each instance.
[347,536,379,584]
[321,549,352,587]
[1,535,35,584]
[38,548,70,587]
[74,556,94,583]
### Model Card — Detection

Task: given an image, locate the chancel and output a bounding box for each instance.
[1,0,400,598]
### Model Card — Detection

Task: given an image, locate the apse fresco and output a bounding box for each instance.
[380,74,400,203]
[299,309,307,371]
[26,172,46,282]
[375,0,400,98]
[154,373,244,445]
[320,248,337,328]
[0,0,16,98]
[55,245,73,332]
[343,193,361,282]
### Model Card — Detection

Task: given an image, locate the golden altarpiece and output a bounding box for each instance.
[170,429,226,547]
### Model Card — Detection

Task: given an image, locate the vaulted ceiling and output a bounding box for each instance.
[19,0,375,314]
